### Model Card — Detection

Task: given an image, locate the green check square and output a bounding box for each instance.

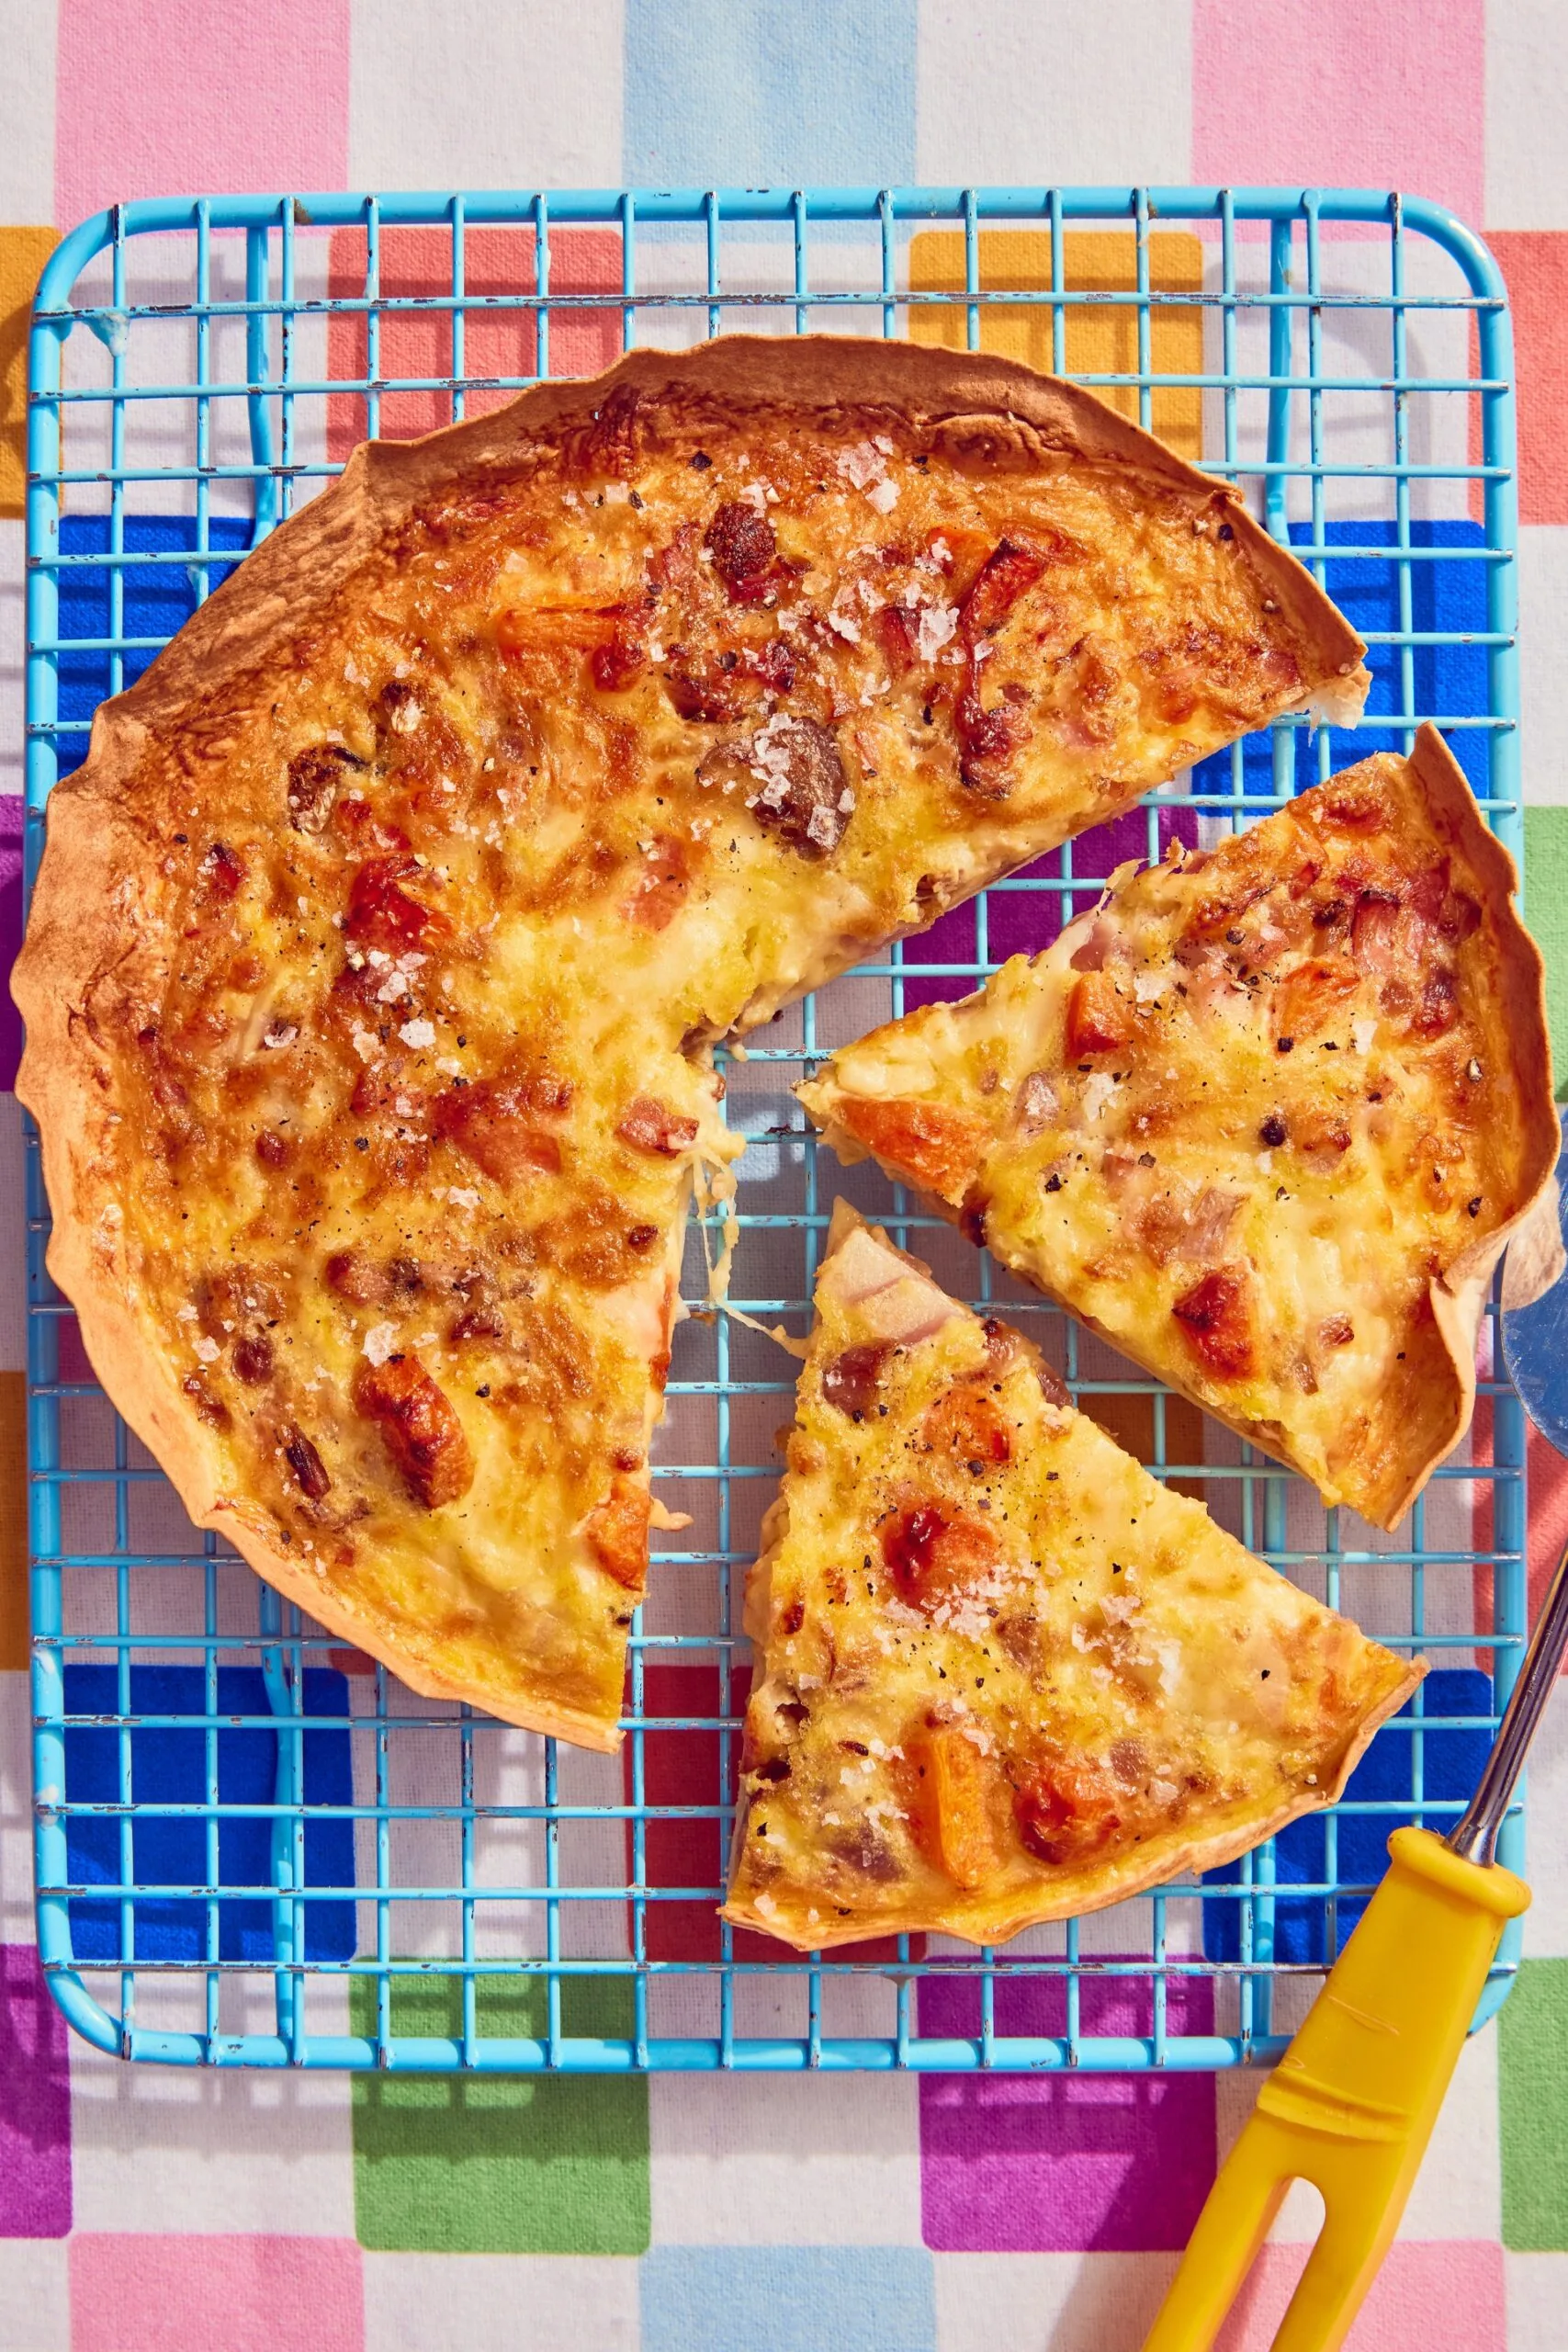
[1524,808,1568,1102]
[350,1972,649,2254]
[1500,1956,1568,2248]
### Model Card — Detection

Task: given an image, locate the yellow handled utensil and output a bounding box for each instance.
[1146,1137,1568,2352]
[1141,1822,1529,2352]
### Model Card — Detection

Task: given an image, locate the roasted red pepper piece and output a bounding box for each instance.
[880,1500,1001,1614]
[355,1356,474,1508]
[1066,970,1135,1057]
[1171,1264,1256,1380]
[344,855,449,951]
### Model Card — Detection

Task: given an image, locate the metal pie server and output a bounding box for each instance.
[1145,1123,1568,2352]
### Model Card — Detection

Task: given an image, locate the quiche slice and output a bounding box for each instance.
[15,334,1367,1750]
[724,1206,1419,1950]
[799,728,1560,1532]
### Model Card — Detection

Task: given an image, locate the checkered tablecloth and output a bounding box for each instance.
[7,6,1568,2346]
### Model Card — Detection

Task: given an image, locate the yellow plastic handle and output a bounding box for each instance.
[1143,1827,1529,2352]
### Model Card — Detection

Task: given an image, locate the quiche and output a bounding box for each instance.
[724,1205,1420,1950]
[15,334,1368,1750]
[799,728,1560,1532]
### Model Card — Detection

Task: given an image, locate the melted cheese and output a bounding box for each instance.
[723,1211,1415,1950]
[63,377,1363,1745]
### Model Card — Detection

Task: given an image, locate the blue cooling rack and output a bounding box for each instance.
[24,185,1528,2070]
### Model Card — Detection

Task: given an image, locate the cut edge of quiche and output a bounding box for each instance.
[14,334,1371,1748]
[723,1203,1422,1951]
[798,726,1561,1534]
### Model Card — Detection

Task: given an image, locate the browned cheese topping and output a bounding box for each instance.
[802,742,1552,1527]
[726,1216,1416,1948]
[41,367,1363,1736]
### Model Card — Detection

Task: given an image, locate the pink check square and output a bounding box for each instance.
[1215,2240,1506,2351]
[70,2234,364,2352]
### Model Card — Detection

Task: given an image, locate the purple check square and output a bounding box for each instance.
[899,798,1199,1014]
[918,1966,1215,2252]
[0,795,22,1093]
[0,1943,73,2237]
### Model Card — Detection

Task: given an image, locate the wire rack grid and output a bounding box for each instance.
[23,183,1528,2073]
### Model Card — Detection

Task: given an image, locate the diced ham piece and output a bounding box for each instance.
[666,661,744,724]
[324,1250,392,1305]
[1350,891,1416,978]
[1350,879,1467,1035]
[955,690,1028,797]
[200,842,244,899]
[1415,967,1460,1037]
[650,519,700,592]
[820,1340,895,1419]
[875,604,919,673]
[1067,917,1114,972]
[615,1096,699,1157]
[592,624,649,692]
[1137,1185,1242,1269]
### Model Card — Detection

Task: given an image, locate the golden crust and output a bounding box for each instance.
[1381,728,1561,1519]
[725,1692,1417,1952]
[799,727,1558,1531]
[722,1208,1421,1951]
[71,334,1367,737]
[14,334,1369,1747]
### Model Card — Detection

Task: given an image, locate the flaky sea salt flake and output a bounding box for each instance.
[363,1322,398,1366]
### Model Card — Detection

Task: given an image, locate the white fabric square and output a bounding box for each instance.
[349,0,625,194]
[932,2249,1178,2352]
[0,2243,70,2352]
[1486,0,1568,231]
[915,1,1191,188]
[1518,527,1568,808]
[68,1977,356,2237]
[1505,2252,1568,2352]
[364,2252,639,2352]
[0,1668,32,1946]
[649,2071,922,2245]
